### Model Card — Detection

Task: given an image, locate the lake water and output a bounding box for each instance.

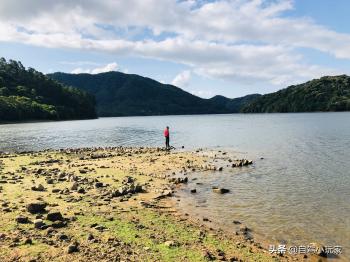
[1,113,350,259]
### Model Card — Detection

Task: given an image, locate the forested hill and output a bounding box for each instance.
[241,75,350,113]
[49,71,258,116]
[0,58,96,122]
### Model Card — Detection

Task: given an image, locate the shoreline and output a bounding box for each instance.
[0,147,324,261]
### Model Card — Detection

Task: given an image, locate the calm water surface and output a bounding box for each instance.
[1,113,349,258]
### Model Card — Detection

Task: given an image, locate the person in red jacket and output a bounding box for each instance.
[164,126,170,149]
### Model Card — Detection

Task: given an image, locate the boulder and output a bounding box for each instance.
[27,202,47,214]
[34,219,46,229]
[15,215,30,224]
[47,211,64,222]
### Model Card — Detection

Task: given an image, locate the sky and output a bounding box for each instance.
[1,0,350,98]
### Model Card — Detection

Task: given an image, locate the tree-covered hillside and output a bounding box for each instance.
[49,72,258,116]
[242,75,350,113]
[0,58,96,122]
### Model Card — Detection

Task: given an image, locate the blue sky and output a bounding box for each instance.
[1,0,350,98]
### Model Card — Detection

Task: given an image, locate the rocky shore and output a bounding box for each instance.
[0,147,310,261]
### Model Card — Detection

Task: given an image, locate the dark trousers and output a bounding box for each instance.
[165,136,170,149]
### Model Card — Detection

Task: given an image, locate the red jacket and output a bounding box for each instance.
[164,129,169,137]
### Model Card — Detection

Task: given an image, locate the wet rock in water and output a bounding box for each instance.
[67,243,79,254]
[233,220,241,225]
[308,242,327,257]
[212,187,230,194]
[190,189,197,193]
[218,167,223,171]
[239,225,249,233]
[47,211,64,222]
[15,215,30,224]
[27,202,47,214]
[34,219,46,229]
[31,184,45,192]
[168,177,188,184]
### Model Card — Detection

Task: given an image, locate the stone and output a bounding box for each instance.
[34,219,45,229]
[212,187,230,194]
[190,189,197,193]
[164,240,178,248]
[94,182,103,188]
[46,178,55,184]
[15,215,29,224]
[52,221,66,228]
[67,244,79,254]
[52,188,60,193]
[24,238,32,245]
[31,184,45,191]
[77,187,86,194]
[47,211,64,222]
[71,182,79,191]
[27,202,47,214]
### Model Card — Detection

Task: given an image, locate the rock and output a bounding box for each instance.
[67,244,79,254]
[77,187,86,194]
[87,233,94,241]
[52,221,66,228]
[24,238,32,245]
[239,225,249,233]
[190,189,197,193]
[31,184,45,191]
[164,240,178,248]
[47,211,64,222]
[71,182,79,191]
[46,178,55,184]
[57,233,69,241]
[52,188,60,193]
[27,202,47,214]
[15,215,29,224]
[168,177,188,184]
[94,182,103,188]
[218,167,223,171]
[34,219,46,229]
[233,220,241,225]
[212,187,230,194]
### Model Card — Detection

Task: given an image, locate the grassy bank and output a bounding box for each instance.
[0,147,299,261]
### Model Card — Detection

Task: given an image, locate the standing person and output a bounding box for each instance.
[164,126,170,150]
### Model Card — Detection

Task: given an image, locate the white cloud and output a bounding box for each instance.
[71,62,118,74]
[0,0,349,88]
[171,70,191,87]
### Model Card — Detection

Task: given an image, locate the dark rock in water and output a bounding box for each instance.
[47,211,64,222]
[212,187,230,194]
[15,215,30,224]
[218,167,223,171]
[190,189,197,193]
[168,177,188,184]
[27,202,47,214]
[52,188,60,193]
[67,243,79,253]
[233,220,241,225]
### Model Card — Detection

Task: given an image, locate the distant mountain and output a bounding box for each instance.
[242,75,350,113]
[49,71,257,116]
[0,58,96,122]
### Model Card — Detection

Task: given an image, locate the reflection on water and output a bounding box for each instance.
[1,112,350,259]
